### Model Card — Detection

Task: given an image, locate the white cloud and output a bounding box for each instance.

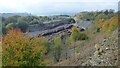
[0,0,119,15]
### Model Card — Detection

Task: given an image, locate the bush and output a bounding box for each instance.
[78,32,88,40]
[65,36,73,45]
[2,28,46,66]
[70,26,80,41]
[70,26,88,41]
[75,47,80,53]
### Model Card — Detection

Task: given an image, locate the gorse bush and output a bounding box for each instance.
[2,28,46,66]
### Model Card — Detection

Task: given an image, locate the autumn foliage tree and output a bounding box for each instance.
[95,15,118,32]
[2,28,46,66]
[108,16,118,32]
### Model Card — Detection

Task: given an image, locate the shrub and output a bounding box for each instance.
[78,32,88,40]
[65,36,73,45]
[75,47,80,53]
[70,26,88,41]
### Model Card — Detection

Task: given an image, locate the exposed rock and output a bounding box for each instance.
[105,47,109,50]
[95,44,101,51]
[103,39,107,42]
[89,57,92,60]
[81,29,118,66]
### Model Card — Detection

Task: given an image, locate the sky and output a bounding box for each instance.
[0,0,119,15]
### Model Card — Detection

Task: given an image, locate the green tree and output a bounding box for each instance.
[39,37,50,54]
[29,19,39,25]
[3,16,20,25]
[52,37,63,62]
[2,24,7,35]
[17,22,28,33]
[71,26,80,41]
[6,23,17,29]
[70,26,80,61]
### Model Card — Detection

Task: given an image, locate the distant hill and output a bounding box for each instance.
[0,13,32,17]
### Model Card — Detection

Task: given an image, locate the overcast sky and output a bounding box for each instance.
[0,0,119,15]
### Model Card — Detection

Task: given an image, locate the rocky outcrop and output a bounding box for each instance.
[29,18,75,32]
[40,24,73,36]
[28,18,78,37]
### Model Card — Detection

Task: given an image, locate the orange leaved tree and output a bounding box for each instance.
[2,28,46,66]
